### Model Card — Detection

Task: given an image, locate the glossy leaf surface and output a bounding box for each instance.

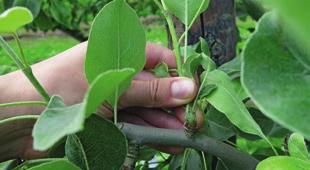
[85,0,146,83]
[242,12,310,138]
[0,7,33,33]
[163,0,209,26]
[256,156,310,170]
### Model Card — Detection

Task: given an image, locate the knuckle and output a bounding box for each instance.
[148,79,161,107]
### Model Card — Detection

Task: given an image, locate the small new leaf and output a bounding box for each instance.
[182,54,202,78]
[153,63,169,78]
[0,7,33,33]
[288,133,310,161]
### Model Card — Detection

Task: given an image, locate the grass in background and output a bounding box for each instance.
[0,36,79,74]
[0,25,167,75]
[145,25,168,46]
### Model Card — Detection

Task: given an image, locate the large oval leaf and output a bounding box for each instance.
[65,115,127,170]
[268,0,310,69]
[85,0,146,83]
[241,12,310,138]
[162,0,209,26]
[256,156,310,170]
[0,7,33,33]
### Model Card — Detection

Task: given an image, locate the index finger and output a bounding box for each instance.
[145,42,177,69]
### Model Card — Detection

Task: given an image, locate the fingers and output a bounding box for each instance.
[124,108,184,129]
[145,42,176,69]
[118,111,183,154]
[119,77,197,108]
[118,112,150,126]
[134,71,156,80]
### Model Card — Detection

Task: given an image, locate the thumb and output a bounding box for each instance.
[119,77,197,108]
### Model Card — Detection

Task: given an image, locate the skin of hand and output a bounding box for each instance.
[0,42,203,161]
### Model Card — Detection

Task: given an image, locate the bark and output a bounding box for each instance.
[170,0,238,66]
[119,123,259,170]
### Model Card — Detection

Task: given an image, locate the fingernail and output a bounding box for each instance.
[171,79,195,99]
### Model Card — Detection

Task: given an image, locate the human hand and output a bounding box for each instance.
[97,43,204,154]
[0,42,203,160]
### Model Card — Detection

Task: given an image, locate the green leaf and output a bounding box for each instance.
[219,56,241,80]
[182,53,202,78]
[288,133,309,161]
[33,96,85,151]
[0,7,33,33]
[205,70,266,140]
[0,160,20,170]
[65,115,127,170]
[169,149,202,170]
[199,37,210,56]
[241,12,310,138]
[33,69,134,151]
[269,0,310,70]
[33,10,55,31]
[252,148,284,161]
[256,156,310,170]
[83,68,135,117]
[216,159,238,170]
[204,106,235,141]
[163,0,209,26]
[85,0,146,83]
[185,149,203,170]
[198,84,217,99]
[153,62,169,78]
[136,146,157,161]
[232,79,248,100]
[50,0,72,27]
[13,0,42,18]
[11,158,62,169]
[236,108,290,140]
[201,53,216,72]
[28,159,80,170]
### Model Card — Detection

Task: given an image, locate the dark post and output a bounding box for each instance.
[169,0,238,66]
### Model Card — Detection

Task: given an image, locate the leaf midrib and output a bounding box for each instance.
[214,80,263,136]
[72,134,90,170]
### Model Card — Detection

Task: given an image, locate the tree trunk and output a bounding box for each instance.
[169,0,238,66]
